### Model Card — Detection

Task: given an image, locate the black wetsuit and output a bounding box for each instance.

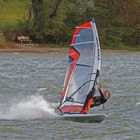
[90,89,107,108]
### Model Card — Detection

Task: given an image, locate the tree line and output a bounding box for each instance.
[25,0,140,48]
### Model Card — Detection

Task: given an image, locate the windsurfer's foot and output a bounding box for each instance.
[80,111,88,114]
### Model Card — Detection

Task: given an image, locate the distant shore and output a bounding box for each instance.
[0,43,140,54]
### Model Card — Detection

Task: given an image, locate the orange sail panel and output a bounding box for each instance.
[60,47,80,99]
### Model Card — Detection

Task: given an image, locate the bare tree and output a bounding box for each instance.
[49,0,62,18]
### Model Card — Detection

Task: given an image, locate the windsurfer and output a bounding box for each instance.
[81,84,110,114]
[90,89,110,108]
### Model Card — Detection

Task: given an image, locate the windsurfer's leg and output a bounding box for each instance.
[81,93,93,113]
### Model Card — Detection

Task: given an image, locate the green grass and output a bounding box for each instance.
[0,0,31,30]
[0,31,5,42]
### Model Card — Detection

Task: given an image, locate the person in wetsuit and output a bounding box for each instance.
[81,84,110,114]
[90,88,110,108]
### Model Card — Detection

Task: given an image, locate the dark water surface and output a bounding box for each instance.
[0,52,139,140]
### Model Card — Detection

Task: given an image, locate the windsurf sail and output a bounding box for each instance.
[59,20,101,114]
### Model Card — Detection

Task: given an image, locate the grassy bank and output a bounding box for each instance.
[0,0,30,30]
[102,44,140,51]
[0,0,139,51]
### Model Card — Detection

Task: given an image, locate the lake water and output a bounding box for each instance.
[0,51,139,140]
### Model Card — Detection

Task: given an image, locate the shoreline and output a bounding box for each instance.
[0,43,140,54]
[0,44,69,54]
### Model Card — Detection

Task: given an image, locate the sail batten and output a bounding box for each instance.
[76,64,92,67]
[71,41,95,46]
[59,20,101,114]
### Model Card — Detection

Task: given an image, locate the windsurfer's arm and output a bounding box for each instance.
[98,89,104,99]
[98,83,105,99]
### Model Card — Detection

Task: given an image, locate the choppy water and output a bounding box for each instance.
[0,51,139,140]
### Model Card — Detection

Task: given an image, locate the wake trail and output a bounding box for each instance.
[0,95,59,120]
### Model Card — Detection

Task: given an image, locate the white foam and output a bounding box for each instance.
[136,102,140,106]
[37,88,47,92]
[0,95,59,120]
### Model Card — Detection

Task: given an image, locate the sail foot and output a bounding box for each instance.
[60,105,83,114]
